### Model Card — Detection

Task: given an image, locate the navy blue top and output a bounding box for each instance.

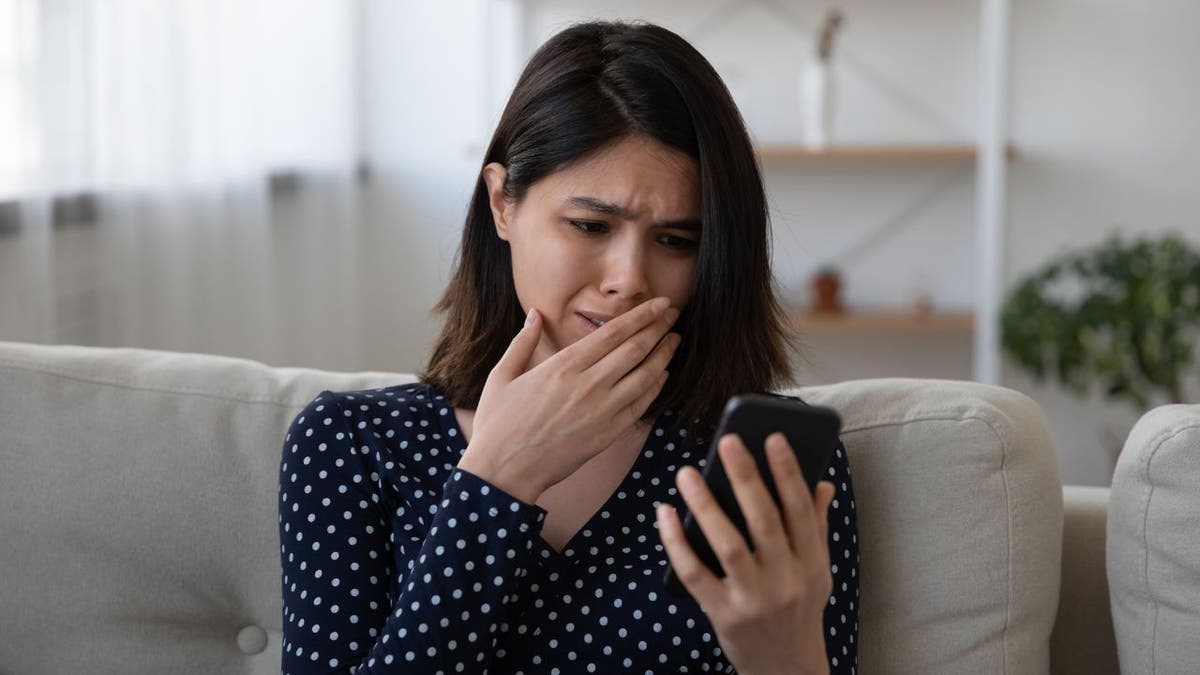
[278,382,859,673]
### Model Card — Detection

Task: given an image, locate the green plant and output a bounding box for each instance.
[1001,233,1200,412]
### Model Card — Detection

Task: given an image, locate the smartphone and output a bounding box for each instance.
[662,393,842,600]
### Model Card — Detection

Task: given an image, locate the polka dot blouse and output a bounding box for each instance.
[278,382,860,673]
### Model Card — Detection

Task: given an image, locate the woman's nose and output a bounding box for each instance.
[598,242,650,302]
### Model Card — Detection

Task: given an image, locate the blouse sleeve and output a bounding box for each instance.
[823,439,860,674]
[278,391,548,674]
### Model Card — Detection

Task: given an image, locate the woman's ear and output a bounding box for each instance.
[481,162,512,241]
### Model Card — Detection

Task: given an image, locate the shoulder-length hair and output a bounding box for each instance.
[421,20,795,432]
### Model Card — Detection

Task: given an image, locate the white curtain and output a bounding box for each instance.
[0,0,364,362]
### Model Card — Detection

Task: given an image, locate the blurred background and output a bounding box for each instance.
[1,0,1197,486]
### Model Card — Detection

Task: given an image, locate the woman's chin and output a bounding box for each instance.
[528,334,561,370]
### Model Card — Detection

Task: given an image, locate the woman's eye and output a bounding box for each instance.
[661,235,699,251]
[568,220,607,234]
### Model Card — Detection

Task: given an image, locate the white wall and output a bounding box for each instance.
[354,0,1200,485]
[355,0,493,373]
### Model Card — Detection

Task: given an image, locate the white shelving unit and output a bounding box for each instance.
[973,0,1012,384]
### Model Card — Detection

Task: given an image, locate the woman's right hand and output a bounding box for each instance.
[456,296,681,504]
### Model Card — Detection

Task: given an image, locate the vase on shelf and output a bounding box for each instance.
[799,60,834,150]
[799,8,844,150]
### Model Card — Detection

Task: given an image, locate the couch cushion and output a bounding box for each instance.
[1107,404,1200,673]
[0,341,408,675]
[792,378,1062,674]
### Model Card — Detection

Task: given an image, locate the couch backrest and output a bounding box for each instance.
[1,342,1062,674]
[1107,403,1200,673]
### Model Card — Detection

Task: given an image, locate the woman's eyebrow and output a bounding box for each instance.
[565,196,701,231]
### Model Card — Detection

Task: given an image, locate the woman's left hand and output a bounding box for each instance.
[657,432,835,675]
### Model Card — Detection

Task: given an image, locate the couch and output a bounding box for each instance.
[0,340,1194,673]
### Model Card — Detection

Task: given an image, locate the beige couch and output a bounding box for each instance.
[0,340,1193,673]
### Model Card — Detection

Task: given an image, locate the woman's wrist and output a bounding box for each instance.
[786,623,830,675]
[457,448,544,505]
[737,621,829,675]
[794,620,831,675]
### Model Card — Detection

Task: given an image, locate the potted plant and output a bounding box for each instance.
[1001,233,1200,413]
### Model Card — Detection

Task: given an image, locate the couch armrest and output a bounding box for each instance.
[1050,485,1118,675]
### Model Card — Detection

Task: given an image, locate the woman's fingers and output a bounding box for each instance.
[674,466,755,579]
[765,432,824,555]
[619,366,670,427]
[657,503,725,611]
[560,296,671,372]
[813,481,834,544]
[718,434,788,561]
[609,331,678,410]
[807,481,835,588]
[489,308,543,382]
[588,305,679,385]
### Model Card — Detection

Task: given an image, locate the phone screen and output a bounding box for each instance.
[662,393,841,600]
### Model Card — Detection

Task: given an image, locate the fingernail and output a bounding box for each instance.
[678,469,701,495]
[651,297,670,313]
[524,308,536,327]
[656,503,675,526]
[664,307,680,324]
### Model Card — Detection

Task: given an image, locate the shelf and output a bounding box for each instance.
[755,143,1017,163]
[788,310,975,335]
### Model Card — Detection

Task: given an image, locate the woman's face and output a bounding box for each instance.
[483,135,701,368]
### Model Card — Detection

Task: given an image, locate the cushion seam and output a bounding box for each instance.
[0,360,329,409]
[841,410,1008,434]
[1140,421,1200,675]
[997,414,1014,674]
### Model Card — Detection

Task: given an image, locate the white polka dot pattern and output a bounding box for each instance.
[278,383,859,673]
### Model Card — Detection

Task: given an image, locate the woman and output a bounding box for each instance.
[279,20,859,674]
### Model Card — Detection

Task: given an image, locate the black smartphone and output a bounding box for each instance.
[662,393,842,600]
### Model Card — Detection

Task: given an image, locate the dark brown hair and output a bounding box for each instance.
[421,20,795,432]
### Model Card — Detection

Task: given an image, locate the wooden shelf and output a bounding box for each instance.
[788,310,975,335]
[755,143,1017,163]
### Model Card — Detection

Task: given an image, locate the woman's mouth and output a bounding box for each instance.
[577,313,607,333]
